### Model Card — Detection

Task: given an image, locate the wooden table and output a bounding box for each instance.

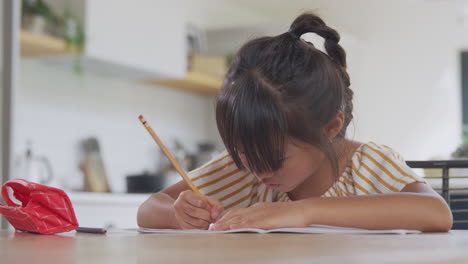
[1,229,468,264]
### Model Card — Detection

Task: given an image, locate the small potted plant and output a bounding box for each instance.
[449,125,468,178]
[452,124,468,159]
[452,143,468,159]
[21,0,61,35]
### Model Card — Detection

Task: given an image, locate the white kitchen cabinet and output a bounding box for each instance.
[25,0,187,79]
[68,192,150,229]
[85,0,187,78]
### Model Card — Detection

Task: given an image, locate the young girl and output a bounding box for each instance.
[137,13,452,232]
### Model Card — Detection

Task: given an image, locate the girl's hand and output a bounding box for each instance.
[210,202,306,231]
[173,190,224,230]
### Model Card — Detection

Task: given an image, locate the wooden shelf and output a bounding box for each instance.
[145,71,223,95]
[19,31,223,95]
[20,30,70,57]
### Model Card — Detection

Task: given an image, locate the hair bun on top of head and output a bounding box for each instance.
[289,13,340,43]
[288,13,346,69]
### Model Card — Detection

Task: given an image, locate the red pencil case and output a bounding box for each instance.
[0,179,79,234]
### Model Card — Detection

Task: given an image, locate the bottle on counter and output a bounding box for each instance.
[14,140,54,185]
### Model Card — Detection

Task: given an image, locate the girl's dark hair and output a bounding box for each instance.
[215,12,354,176]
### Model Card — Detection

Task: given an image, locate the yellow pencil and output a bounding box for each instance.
[138,115,202,195]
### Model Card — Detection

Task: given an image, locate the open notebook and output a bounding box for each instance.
[139,224,421,235]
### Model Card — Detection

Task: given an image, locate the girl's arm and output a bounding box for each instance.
[211,182,453,232]
[298,182,452,231]
[137,180,188,229]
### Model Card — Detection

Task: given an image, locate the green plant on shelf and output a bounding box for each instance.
[226,52,235,66]
[63,4,85,54]
[22,0,61,27]
[22,0,85,54]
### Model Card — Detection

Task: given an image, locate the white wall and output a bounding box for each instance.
[340,1,465,160]
[14,59,216,192]
[43,0,187,78]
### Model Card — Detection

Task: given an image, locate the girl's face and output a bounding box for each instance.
[239,140,327,193]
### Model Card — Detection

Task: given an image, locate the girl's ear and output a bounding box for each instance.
[324,112,344,140]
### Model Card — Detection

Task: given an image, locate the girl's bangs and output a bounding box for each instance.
[216,75,288,174]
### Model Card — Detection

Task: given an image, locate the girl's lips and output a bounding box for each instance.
[266,184,280,188]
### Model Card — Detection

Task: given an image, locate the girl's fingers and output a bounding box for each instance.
[228,222,249,230]
[205,197,224,220]
[216,208,242,223]
[213,215,243,231]
[212,209,245,230]
[206,196,224,209]
[176,190,225,226]
[182,190,224,220]
[182,202,212,222]
[177,211,211,229]
[177,220,198,230]
[181,191,209,209]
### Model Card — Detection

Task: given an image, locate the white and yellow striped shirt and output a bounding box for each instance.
[188,142,426,211]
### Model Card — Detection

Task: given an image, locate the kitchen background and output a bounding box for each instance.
[2,0,468,228]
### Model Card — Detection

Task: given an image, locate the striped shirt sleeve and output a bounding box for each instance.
[349,142,427,194]
[187,151,275,211]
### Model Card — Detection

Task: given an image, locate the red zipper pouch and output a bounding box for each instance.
[0,179,78,234]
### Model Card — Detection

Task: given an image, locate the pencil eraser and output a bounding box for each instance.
[138,114,144,119]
